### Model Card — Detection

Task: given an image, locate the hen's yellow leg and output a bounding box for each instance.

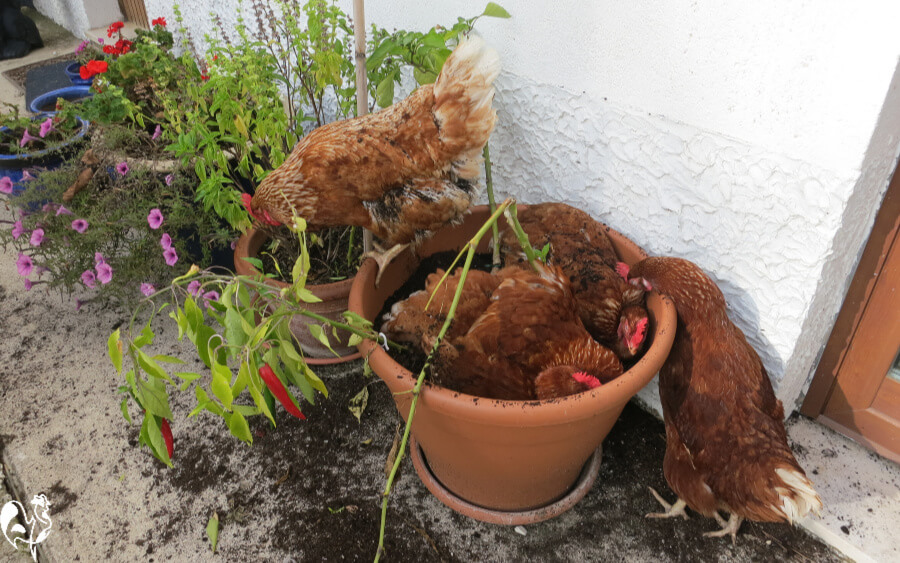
[703,512,743,544]
[646,487,690,520]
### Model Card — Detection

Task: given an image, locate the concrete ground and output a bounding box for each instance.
[0,7,897,563]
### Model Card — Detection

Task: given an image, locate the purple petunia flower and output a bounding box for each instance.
[187,280,202,297]
[30,228,44,246]
[0,176,12,194]
[152,125,162,140]
[95,252,105,265]
[116,161,129,176]
[75,40,89,54]
[163,247,178,266]
[81,270,97,288]
[164,174,174,186]
[160,232,172,249]
[19,129,39,148]
[16,254,33,277]
[23,279,33,291]
[97,37,104,44]
[21,170,35,181]
[96,262,113,284]
[11,221,24,240]
[147,208,164,229]
[56,205,73,216]
[202,290,220,302]
[39,118,54,138]
[71,219,89,233]
[140,283,156,297]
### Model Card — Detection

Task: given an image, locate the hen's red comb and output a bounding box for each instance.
[572,372,602,389]
[615,262,630,280]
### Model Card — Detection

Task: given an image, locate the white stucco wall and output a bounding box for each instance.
[34,0,122,38]
[145,0,900,413]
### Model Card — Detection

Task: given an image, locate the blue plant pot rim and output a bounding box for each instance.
[0,113,90,163]
[28,85,93,114]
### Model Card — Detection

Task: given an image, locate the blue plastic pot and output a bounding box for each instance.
[29,85,93,114]
[0,114,90,198]
[64,62,93,86]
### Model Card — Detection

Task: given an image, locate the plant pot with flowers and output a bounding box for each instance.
[348,202,677,525]
[0,105,89,198]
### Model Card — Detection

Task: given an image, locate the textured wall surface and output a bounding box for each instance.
[34,0,89,37]
[141,0,900,412]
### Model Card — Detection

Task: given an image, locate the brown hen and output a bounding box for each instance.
[246,36,499,275]
[384,261,623,400]
[500,202,649,360]
[626,257,822,541]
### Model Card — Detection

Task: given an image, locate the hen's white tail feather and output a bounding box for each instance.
[433,35,500,180]
[774,467,823,523]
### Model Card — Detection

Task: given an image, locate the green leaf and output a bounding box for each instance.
[206,513,219,553]
[348,333,363,347]
[170,307,188,340]
[144,414,172,467]
[348,386,368,423]
[210,360,234,410]
[224,307,249,351]
[307,324,333,350]
[108,329,123,373]
[133,323,155,348]
[294,287,322,304]
[375,73,396,108]
[152,354,185,364]
[137,350,176,385]
[225,411,253,443]
[184,298,204,338]
[482,2,512,18]
[175,371,202,391]
[140,378,175,420]
[120,397,132,424]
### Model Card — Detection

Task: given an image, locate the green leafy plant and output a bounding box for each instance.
[0,103,86,156]
[109,217,389,466]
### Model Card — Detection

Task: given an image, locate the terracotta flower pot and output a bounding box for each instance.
[348,205,677,523]
[234,228,361,363]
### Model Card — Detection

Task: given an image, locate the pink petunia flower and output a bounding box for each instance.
[11,221,24,240]
[30,228,44,246]
[96,262,113,284]
[16,254,33,277]
[81,270,97,288]
[140,283,156,297]
[97,37,104,45]
[0,176,12,194]
[75,39,89,54]
[152,125,162,140]
[187,280,202,296]
[95,252,106,265]
[19,129,39,148]
[116,161,129,176]
[41,202,58,214]
[39,118,54,138]
[56,205,73,216]
[71,219,89,233]
[21,170,35,181]
[202,290,220,302]
[163,247,178,266]
[160,233,172,249]
[23,279,33,291]
[147,208,164,229]
[164,174,174,186]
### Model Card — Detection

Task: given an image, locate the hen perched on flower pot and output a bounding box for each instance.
[244,36,499,281]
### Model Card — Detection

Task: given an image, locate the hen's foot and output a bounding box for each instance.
[703,512,743,544]
[363,243,410,287]
[645,487,690,520]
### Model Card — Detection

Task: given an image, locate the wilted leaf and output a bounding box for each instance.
[348,386,369,423]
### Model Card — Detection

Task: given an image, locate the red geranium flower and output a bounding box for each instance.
[115,38,133,55]
[102,44,117,55]
[79,59,109,79]
[152,17,166,27]
[107,21,124,38]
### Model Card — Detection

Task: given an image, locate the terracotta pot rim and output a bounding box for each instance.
[233,227,357,297]
[350,205,676,426]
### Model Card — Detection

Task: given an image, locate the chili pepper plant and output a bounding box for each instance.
[109,216,389,467]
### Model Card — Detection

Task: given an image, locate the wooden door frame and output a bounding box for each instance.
[802,157,900,460]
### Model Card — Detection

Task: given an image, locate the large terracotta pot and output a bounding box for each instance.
[348,205,676,522]
[234,228,361,363]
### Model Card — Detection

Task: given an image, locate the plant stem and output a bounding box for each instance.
[483,143,500,268]
[375,198,514,562]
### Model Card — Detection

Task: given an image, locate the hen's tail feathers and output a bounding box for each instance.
[774,467,823,523]
[433,35,500,180]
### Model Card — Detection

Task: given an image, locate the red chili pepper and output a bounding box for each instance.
[259,364,306,420]
[160,417,174,458]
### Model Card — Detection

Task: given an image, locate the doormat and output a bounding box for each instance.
[2,53,74,94]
